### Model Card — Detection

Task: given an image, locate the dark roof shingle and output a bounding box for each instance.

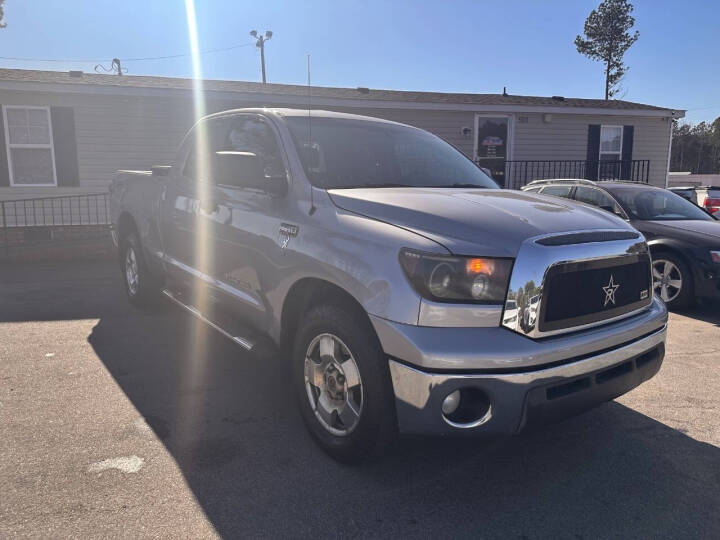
[0,68,678,112]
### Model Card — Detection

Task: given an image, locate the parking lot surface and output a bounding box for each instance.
[1,261,719,538]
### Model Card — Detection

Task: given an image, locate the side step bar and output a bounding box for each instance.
[161,289,254,351]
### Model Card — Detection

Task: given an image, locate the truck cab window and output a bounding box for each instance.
[182,116,285,186]
[219,117,285,183]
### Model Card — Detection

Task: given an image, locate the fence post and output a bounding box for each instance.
[1,201,7,259]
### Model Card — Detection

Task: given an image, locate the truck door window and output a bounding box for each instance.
[217,116,285,185]
[183,116,285,186]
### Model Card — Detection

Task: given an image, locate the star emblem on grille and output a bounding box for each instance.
[603,275,620,307]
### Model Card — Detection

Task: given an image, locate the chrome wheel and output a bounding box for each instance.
[304,333,363,436]
[653,259,682,303]
[125,246,139,296]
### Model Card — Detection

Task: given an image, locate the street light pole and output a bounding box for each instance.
[250,30,273,83]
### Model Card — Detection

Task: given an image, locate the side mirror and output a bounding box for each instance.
[213,151,287,196]
[264,174,289,197]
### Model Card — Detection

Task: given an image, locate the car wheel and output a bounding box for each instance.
[652,253,693,309]
[293,303,396,463]
[119,233,159,308]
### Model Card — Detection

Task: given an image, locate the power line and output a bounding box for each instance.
[0,42,254,64]
[125,42,254,61]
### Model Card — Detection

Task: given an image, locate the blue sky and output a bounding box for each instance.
[2,0,718,123]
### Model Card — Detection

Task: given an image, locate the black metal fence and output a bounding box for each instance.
[0,193,110,228]
[1,193,111,252]
[477,159,651,190]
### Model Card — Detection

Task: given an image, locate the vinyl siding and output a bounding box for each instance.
[0,89,672,205]
[0,90,194,200]
[512,113,672,186]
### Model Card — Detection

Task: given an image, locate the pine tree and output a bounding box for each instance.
[575,0,639,99]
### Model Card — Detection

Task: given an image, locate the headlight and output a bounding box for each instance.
[711,250,720,264]
[399,248,513,304]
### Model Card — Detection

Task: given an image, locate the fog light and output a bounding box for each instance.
[441,390,461,415]
[441,387,492,428]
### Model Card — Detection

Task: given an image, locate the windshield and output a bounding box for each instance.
[285,116,498,189]
[608,186,714,221]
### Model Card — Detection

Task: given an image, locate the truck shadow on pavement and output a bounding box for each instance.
[676,302,720,327]
[86,299,720,538]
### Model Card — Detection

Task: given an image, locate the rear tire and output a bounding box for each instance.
[292,303,397,463]
[652,252,693,310]
[119,233,159,308]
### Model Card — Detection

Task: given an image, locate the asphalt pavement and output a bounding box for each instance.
[1,261,718,538]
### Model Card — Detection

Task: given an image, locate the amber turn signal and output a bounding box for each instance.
[466,258,495,275]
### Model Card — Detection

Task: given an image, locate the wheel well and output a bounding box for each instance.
[117,212,138,243]
[650,245,690,268]
[649,245,695,286]
[280,278,373,353]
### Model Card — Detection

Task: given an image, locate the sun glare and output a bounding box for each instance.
[181,0,214,452]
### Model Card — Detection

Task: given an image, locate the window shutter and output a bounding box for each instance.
[0,106,9,187]
[50,107,79,187]
[586,124,600,180]
[620,125,634,179]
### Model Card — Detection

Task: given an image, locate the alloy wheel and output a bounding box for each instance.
[652,259,682,303]
[304,333,363,436]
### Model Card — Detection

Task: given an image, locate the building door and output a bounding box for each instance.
[474,115,512,187]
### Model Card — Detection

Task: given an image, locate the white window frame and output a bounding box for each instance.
[3,105,58,187]
[599,124,623,161]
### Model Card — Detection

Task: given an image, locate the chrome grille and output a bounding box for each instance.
[502,230,653,338]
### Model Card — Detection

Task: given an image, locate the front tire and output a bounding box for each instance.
[292,303,396,463]
[119,233,159,308]
[652,252,693,309]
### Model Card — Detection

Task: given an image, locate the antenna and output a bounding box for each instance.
[307,54,316,215]
[307,54,311,132]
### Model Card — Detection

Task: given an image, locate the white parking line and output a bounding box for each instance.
[87,455,145,474]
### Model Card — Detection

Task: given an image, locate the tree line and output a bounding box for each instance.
[671,118,720,174]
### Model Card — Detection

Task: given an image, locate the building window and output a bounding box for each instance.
[599,125,623,162]
[3,105,57,186]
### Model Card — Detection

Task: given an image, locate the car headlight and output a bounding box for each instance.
[711,250,720,264]
[399,248,513,304]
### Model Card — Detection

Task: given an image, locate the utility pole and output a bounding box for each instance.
[250,30,272,83]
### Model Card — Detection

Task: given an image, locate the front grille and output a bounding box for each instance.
[539,254,652,332]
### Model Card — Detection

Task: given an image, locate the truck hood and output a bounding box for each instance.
[328,188,636,256]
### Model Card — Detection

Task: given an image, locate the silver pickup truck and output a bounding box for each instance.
[109,108,667,462]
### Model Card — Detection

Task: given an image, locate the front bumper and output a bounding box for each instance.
[373,298,668,435]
